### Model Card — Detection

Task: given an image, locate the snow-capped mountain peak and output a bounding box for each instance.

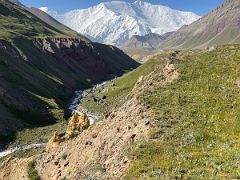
[43,1,200,46]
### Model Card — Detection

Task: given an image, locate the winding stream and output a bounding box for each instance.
[0,144,46,158]
[68,81,107,125]
[0,81,107,159]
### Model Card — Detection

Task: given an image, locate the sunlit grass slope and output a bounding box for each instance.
[125,45,240,179]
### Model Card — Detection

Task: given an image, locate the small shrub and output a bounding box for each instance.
[61,153,67,160]
[69,132,79,139]
[28,160,41,180]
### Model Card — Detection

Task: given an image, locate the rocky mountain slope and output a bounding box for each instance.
[0,0,139,137]
[42,0,200,46]
[160,0,240,49]
[122,32,174,49]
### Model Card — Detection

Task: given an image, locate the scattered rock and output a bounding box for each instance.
[130,134,137,143]
[85,141,92,146]
[180,169,187,174]
[208,46,215,51]
[110,113,115,119]
[144,118,150,126]
[54,160,59,166]
[64,162,69,167]
[123,158,128,164]
[165,63,176,74]
[92,133,98,139]
[102,95,107,100]
[117,127,120,132]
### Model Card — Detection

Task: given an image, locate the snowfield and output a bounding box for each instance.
[40,0,200,46]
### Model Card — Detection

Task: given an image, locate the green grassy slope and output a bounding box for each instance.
[81,55,157,113]
[124,45,240,179]
[0,0,76,40]
[80,44,240,179]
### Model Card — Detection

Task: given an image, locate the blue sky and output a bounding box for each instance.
[20,0,224,16]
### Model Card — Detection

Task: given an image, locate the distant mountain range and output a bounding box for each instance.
[159,0,240,49]
[41,0,200,46]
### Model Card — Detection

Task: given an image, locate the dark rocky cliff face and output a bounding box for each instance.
[0,38,139,136]
[34,38,110,85]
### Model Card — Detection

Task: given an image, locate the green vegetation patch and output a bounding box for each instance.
[28,160,41,180]
[125,45,240,179]
[0,0,68,40]
[81,57,158,113]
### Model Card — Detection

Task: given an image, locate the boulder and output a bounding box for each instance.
[102,95,107,100]
[208,46,215,52]
[65,111,90,138]
[164,63,176,74]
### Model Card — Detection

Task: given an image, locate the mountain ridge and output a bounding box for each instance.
[159,0,240,49]
[42,0,200,46]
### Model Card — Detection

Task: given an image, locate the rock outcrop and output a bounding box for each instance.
[46,111,90,151]
[46,132,64,152]
[65,111,90,138]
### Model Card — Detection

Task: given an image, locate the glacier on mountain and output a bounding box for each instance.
[41,0,200,46]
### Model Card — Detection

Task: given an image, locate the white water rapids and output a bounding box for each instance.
[68,81,107,125]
